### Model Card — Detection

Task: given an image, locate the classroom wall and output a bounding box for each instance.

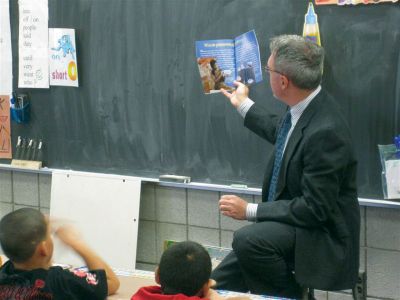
[0,170,400,300]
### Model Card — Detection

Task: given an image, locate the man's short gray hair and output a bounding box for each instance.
[269,34,324,90]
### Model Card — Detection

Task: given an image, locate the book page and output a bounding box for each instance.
[234,30,263,86]
[195,39,235,94]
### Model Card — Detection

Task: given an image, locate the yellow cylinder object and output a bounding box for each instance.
[302,2,321,46]
[68,61,78,81]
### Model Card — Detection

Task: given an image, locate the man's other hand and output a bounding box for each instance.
[219,195,248,220]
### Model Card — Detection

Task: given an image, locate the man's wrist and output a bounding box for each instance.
[246,203,258,221]
[237,98,254,118]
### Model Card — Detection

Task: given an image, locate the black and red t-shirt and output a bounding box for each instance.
[0,261,107,300]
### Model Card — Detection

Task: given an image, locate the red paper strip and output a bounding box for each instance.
[0,95,12,159]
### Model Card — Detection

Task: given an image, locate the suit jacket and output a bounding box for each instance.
[244,89,360,290]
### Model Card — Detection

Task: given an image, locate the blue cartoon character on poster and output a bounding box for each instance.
[52,35,75,59]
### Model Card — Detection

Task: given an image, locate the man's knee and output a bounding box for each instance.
[232,222,295,259]
[232,225,256,255]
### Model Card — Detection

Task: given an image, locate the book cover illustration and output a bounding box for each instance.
[196,30,262,94]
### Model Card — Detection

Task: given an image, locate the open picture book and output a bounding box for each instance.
[195,30,263,94]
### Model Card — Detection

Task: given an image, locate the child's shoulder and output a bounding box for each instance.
[47,267,108,299]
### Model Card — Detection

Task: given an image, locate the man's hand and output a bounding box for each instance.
[220,81,249,108]
[219,195,248,220]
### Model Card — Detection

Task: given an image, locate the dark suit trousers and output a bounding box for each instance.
[211,221,303,299]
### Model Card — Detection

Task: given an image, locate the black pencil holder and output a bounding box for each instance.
[11,102,30,124]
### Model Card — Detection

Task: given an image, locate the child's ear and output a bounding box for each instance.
[37,241,49,257]
[155,266,161,285]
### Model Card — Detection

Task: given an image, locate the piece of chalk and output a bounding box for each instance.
[230,184,248,189]
[159,174,191,183]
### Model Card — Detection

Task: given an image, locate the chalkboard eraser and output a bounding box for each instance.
[159,174,191,184]
[11,159,42,170]
[230,184,248,189]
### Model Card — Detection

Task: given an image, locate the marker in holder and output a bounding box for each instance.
[11,137,43,170]
[10,94,30,124]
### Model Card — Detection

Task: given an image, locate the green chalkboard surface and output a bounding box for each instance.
[6,0,400,198]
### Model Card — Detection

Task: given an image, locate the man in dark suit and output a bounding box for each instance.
[211,35,360,299]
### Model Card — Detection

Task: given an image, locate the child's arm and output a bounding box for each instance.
[55,225,120,295]
[206,289,251,300]
[205,288,224,300]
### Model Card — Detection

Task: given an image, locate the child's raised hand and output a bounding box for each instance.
[55,225,84,247]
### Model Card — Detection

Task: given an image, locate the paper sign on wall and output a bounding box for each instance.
[49,28,79,87]
[0,95,12,159]
[18,0,49,88]
[0,0,13,95]
[18,1,79,88]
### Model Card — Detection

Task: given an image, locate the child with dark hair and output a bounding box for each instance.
[0,208,119,300]
[131,241,223,300]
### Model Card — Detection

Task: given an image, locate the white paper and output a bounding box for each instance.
[50,170,141,271]
[0,0,13,95]
[385,159,400,199]
[18,0,49,88]
[49,28,79,87]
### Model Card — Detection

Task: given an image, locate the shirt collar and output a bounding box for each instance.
[289,85,321,127]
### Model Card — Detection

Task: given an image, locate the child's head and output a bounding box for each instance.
[0,208,53,266]
[156,241,212,297]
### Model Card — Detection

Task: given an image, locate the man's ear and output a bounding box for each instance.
[280,75,289,90]
[155,266,161,285]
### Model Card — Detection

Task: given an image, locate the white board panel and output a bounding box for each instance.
[50,170,141,272]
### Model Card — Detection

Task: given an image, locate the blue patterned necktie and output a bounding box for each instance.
[267,111,292,202]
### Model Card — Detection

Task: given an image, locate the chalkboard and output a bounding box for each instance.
[5,0,400,199]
